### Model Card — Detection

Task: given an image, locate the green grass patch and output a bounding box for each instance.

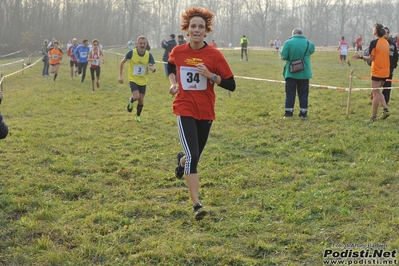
[0,48,398,265]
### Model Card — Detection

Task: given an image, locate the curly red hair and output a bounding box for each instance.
[181,7,214,33]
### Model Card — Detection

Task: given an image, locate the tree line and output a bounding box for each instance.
[1,0,398,54]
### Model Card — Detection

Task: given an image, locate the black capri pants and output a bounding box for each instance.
[90,67,101,80]
[177,116,213,174]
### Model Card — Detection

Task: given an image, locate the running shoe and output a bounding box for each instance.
[380,110,390,120]
[135,115,141,122]
[175,152,185,179]
[127,98,133,112]
[370,116,377,122]
[193,203,207,221]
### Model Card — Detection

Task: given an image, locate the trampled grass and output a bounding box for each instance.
[0,47,398,265]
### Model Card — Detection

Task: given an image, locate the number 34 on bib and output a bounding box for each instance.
[180,66,207,90]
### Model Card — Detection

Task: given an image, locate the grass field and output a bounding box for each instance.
[0,47,398,265]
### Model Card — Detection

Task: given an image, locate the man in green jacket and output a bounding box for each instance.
[280,28,315,119]
[240,35,249,61]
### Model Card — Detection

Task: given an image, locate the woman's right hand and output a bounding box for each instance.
[169,84,179,95]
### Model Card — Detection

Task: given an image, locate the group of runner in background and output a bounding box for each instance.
[41,37,105,91]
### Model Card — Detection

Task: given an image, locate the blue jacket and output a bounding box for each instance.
[74,45,90,63]
[280,35,315,79]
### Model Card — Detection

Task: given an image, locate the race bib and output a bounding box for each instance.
[52,55,58,59]
[80,52,88,58]
[133,64,146,76]
[92,59,99,65]
[180,66,207,91]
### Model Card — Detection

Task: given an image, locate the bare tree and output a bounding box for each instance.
[242,0,284,46]
[194,0,221,42]
[217,0,244,47]
[2,0,399,54]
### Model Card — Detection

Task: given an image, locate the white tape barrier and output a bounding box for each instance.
[103,50,125,56]
[0,50,24,58]
[2,49,388,93]
[0,59,25,68]
[102,45,125,50]
[235,75,399,92]
[0,56,44,88]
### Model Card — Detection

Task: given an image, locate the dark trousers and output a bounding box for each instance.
[164,63,169,77]
[42,59,49,76]
[78,62,88,82]
[285,78,309,114]
[382,68,394,104]
[177,116,212,174]
[241,48,248,60]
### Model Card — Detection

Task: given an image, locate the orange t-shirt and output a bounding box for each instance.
[168,43,234,120]
[369,38,390,78]
[49,48,63,65]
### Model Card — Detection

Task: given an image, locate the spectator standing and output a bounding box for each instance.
[240,35,249,61]
[41,39,50,77]
[177,35,186,45]
[381,27,398,105]
[161,34,177,77]
[280,28,315,119]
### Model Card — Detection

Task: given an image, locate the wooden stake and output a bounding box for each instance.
[346,69,354,116]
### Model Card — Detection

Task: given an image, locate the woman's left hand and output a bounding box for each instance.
[197,63,212,79]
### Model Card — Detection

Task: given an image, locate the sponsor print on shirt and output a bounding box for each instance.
[180,66,207,90]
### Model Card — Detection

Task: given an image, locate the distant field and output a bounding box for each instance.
[0,47,398,265]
